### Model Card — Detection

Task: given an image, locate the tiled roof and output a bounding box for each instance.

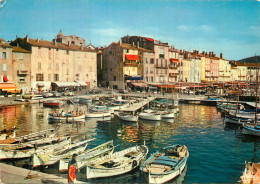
[0,42,12,48]
[12,47,31,53]
[24,38,96,52]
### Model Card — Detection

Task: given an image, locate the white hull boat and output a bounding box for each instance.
[161,112,175,119]
[140,144,189,184]
[86,145,148,179]
[0,138,71,160]
[85,112,111,118]
[118,114,138,122]
[139,110,161,121]
[59,140,114,172]
[242,124,260,137]
[48,114,85,121]
[32,138,94,168]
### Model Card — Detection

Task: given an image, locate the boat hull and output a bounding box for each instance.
[242,125,260,137]
[48,114,85,121]
[139,112,161,121]
[86,145,148,179]
[118,115,138,122]
[85,112,111,118]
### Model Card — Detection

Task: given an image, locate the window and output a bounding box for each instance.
[146,77,148,82]
[150,58,154,64]
[145,58,148,64]
[2,52,7,59]
[19,53,23,60]
[54,74,59,81]
[126,49,129,53]
[150,68,154,74]
[156,59,158,66]
[114,76,116,81]
[36,74,44,81]
[20,64,25,70]
[145,67,148,74]
[2,64,7,71]
[165,60,167,67]
[38,62,41,70]
[159,48,164,58]
[151,77,154,82]
[71,41,75,44]
[109,51,112,55]
[18,77,25,83]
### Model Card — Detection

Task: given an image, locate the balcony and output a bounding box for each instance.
[169,73,179,77]
[124,62,138,67]
[155,65,168,69]
[17,70,28,75]
[169,66,178,69]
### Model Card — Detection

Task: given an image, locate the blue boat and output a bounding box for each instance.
[140,144,189,184]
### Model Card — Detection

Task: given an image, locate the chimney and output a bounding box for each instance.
[220,53,223,59]
[137,41,139,48]
[53,39,57,46]
[205,52,208,56]
[209,52,211,57]
[37,38,39,42]
[202,51,205,55]
[25,34,29,42]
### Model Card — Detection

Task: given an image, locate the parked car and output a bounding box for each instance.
[41,92,54,98]
[89,89,102,94]
[22,92,35,99]
[63,91,74,96]
[119,89,128,94]
[52,91,61,97]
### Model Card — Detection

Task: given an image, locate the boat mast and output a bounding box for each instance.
[255,55,258,127]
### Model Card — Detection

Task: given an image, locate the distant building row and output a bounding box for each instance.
[0,30,97,93]
[99,35,258,89]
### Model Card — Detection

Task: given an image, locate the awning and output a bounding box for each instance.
[170,58,180,63]
[37,83,45,87]
[0,83,19,93]
[125,54,139,61]
[126,75,143,80]
[131,82,147,87]
[3,76,9,82]
[52,82,80,87]
[75,81,87,86]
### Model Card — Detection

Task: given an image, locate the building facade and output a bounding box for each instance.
[0,39,13,83]
[12,35,97,91]
[53,30,86,46]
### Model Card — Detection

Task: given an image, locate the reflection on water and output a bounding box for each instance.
[0,103,260,183]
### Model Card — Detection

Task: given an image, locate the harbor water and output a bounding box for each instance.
[0,103,260,183]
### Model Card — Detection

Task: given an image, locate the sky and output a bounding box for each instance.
[0,0,259,60]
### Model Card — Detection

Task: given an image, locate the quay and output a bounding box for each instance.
[0,163,86,184]
[118,96,154,113]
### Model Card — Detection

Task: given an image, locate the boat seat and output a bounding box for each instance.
[152,156,179,167]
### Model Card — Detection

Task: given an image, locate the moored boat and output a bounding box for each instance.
[59,140,114,172]
[140,144,189,184]
[139,110,161,121]
[43,100,61,107]
[118,113,138,122]
[240,162,260,184]
[85,112,111,118]
[86,144,148,179]
[48,113,85,121]
[242,124,260,137]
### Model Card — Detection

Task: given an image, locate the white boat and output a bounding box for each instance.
[139,110,161,121]
[161,111,175,119]
[140,144,189,184]
[32,138,94,168]
[242,124,260,137]
[0,137,71,160]
[118,113,138,122]
[85,112,111,118]
[59,140,114,172]
[48,113,85,121]
[86,144,148,179]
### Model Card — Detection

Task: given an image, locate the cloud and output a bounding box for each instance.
[176,24,213,33]
[177,25,189,31]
